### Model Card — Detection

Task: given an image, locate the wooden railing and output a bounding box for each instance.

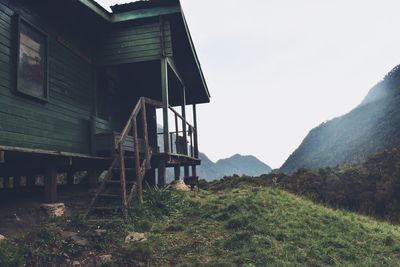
[157,105,199,158]
[116,97,164,206]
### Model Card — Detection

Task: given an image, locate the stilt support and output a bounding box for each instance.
[44,167,58,203]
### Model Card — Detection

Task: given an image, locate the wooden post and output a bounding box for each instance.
[119,146,128,220]
[88,168,99,188]
[0,150,4,163]
[44,167,58,203]
[14,176,21,189]
[181,87,187,155]
[132,118,143,203]
[193,104,199,158]
[158,160,166,187]
[174,166,180,181]
[27,174,36,188]
[161,57,170,154]
[67,169,74,185]
[141,99,151,169]
[191,165,197,177]
[3,177,10,189]
[184,166,189,178]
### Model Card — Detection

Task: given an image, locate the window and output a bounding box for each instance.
[16,16,48,101]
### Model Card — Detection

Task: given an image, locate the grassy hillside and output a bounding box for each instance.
[2,184,400,266]
[281,65,400,173]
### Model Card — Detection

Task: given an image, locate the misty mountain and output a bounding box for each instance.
[197,153,272,181]
[280,65,400,173]
[158,126,272,180]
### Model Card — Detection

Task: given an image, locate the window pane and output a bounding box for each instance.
[18,21,46,98]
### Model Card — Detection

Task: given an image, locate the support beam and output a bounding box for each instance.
[184,166,189,178]
[88,168,99,188]
[158,160,166,187]
[174,166,180,181]
[161,57,170,154]
[44,167,58,203]
[191,165,197,177]
[193,104,199,158]
[181,87,188,155]
[67,169,74,185]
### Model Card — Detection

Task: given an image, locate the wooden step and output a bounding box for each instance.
[105,180,135,185]
[112,168,135,172]
[91,206,122,212]
[97,193,122,199]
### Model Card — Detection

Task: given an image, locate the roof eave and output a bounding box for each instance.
[180,10,211,101]
[78,0,181,23]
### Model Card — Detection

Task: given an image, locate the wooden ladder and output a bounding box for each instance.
[84,97,164,221]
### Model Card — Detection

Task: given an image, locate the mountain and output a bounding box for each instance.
[157,126,272,180]
[198,153,272,181]
[280,65,400,173]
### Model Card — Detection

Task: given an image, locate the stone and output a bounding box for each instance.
[98,254,113,264]
[94,229,107,237]
[169,180,191,192]
[125,232,147,244]
[40,203,65,218]
[0,234,5,241]
[61,231,89,247]
[72,261,80,266]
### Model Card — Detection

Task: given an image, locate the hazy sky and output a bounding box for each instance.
[96,0,400,168]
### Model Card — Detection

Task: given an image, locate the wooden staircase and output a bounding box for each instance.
[84,97,164,221]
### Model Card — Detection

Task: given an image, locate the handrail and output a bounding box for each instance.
[168,104,195,130]
[116,97,164,150]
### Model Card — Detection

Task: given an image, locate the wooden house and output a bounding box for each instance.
[0,0,210,219]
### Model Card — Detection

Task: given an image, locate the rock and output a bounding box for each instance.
[72,261,80,266]
[169,180,191,192]
[94,229,107,237]
[40,203,65,218]
[98,254,113,264]
[61,231,89,247]
[125,232,147,244]
[0,234,5,241]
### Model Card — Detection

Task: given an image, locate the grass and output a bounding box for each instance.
[2,183,400,266]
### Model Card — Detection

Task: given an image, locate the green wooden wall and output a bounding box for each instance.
[96,20,173,66]
[0,1,174,157]
[0,2,95,155]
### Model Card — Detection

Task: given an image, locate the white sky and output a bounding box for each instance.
[96,0,400,168]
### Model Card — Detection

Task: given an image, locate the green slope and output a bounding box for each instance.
[2,184,400,266]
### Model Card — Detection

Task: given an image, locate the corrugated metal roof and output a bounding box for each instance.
[111,0,179,13]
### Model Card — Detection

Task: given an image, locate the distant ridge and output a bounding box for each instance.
[198,153,272,181]
[158,126,272,180]
[280,65,400,173]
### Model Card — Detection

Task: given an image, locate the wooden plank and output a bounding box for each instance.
[132,118,142,202]
[174,166,180,181]
[141,99,151,169]
[158,160,166,187]
[119,147,128,221]
[161,57,170,153]
[181,88,188,155]
[193,104,199,158]
[44,167,58,203]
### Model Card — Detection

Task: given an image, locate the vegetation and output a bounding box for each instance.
[210,148,400,224]
[281,65,400,173]
[2,178,400,266]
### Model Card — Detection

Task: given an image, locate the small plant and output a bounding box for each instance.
[165,224,185,232]
[0,240,25,267]
[118,243,152,263]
